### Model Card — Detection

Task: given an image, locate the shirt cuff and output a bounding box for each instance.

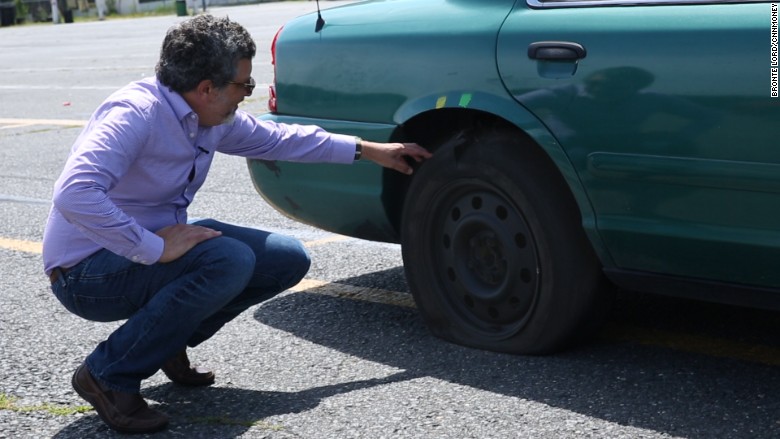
[330,133,362,163]
[128,229,165,265]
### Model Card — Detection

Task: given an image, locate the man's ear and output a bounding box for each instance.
[181,79,217,114]
[194,79,216,100]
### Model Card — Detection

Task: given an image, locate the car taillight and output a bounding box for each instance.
[268,26,283,113]
[268,84,277,113]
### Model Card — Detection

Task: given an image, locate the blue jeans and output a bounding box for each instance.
[50,219,310,393]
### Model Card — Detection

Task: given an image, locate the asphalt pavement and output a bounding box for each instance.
[1,3,780,438]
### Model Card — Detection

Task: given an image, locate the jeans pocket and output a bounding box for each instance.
[72,294,139,322]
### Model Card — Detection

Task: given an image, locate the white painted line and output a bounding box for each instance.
[0,66,151,73]
[0,83,268,92]
[0,85,123,91]
[0,195,51,205]
[0,123,35,130]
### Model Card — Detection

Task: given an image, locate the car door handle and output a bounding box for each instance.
[528,41,587,61]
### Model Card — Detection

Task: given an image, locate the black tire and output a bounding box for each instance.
[401,131,609,354]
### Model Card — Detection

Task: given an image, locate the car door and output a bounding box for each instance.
[497,1,780,288]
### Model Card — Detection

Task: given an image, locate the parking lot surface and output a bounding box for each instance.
[1,3,780,438]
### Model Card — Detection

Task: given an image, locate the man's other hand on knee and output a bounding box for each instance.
[156,224,222,263]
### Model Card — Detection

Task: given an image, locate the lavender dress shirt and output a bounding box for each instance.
[42,77,356,274]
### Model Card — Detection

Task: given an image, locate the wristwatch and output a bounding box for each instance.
[354,137,363,161]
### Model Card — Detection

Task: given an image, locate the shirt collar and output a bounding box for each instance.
[157,78,197,122]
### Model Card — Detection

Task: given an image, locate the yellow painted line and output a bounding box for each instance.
[601,323,780,367]
[0,118,87,127]
[302,234,350,247]
[3,235,778,367]
[0,230,349,253]
[290,278,416,308]
[291,279,780,367]
[0,237,42,254]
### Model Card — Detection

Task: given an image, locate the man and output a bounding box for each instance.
[43,15,431,434]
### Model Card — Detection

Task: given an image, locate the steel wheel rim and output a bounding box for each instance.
[428,180,541,337]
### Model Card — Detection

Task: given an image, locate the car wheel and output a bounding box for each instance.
[401,131,609,354]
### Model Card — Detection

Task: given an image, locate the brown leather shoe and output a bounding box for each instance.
[72,363,168,434]
[161,350,215,386]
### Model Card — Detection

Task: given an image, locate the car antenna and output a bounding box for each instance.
[315,0,325,32]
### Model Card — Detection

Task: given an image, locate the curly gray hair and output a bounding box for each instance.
[156,15,256,93]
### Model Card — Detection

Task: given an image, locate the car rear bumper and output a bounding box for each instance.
[247,113,401,243]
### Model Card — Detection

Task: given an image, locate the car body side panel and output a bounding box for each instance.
[253,0,612,258]
[249,116,399,242]
[273,0,517,123]
[498,2,780,288]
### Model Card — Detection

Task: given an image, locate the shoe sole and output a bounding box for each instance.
[161,369,215,386]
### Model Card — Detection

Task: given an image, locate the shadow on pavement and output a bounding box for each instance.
[50,267,780,438]
[52,370,419,438]
[249,268,780,439]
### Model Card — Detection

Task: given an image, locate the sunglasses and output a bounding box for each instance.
[226,77,256,94]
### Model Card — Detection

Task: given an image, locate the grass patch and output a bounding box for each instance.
[0,393,93,416]
[1,392,283,430]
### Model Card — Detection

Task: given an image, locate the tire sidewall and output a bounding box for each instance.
[401,132,602,354]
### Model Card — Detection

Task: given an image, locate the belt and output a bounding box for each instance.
[49,267,68,284]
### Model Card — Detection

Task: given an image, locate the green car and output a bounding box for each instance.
[249,0,779,354]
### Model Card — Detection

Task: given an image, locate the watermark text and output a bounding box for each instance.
[772,4,778,97]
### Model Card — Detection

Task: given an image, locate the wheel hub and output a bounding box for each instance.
[437,187,539,330]
[467,230,507,287]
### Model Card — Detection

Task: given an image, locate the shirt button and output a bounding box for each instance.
[190,114,196,119]
[189,132,195,138]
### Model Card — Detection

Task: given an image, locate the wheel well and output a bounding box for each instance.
[382,108,567,240]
